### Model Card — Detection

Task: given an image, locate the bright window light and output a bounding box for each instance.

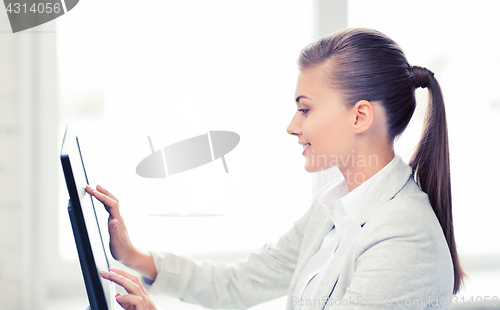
[57,0,315,260]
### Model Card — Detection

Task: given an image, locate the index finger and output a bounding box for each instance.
[110,267,147,295]
[96,184,119,202]
[86,185,118,201]
[91,189,120,220]
[100,270,142,296]
[86,185,95,195]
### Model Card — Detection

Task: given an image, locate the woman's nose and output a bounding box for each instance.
[286,113,301,136]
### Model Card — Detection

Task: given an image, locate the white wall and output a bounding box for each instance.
[0,12,62,310]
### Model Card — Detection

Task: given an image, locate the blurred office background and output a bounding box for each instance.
[1,0,499,309]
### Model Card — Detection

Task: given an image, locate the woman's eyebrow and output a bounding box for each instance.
[295,95,310,103]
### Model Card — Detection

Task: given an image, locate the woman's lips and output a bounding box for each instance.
[302,143,310,156]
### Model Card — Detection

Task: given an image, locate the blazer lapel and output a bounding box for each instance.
[356,155,413,226]
[304,155,414,309]
[286,177,347,295]
[308,222,364,310]
[286,215,333,310]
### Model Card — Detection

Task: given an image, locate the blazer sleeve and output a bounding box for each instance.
[326,195,454,309]
[142,206,313,310]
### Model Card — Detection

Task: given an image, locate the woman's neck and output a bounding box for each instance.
[338,149,395,192]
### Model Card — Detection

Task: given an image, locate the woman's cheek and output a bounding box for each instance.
[301,120,314,141]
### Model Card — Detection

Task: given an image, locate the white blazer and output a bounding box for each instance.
[145,154,454,309]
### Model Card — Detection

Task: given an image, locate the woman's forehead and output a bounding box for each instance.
[295,65,337,101]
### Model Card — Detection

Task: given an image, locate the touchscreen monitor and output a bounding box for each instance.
[60,127,116,310]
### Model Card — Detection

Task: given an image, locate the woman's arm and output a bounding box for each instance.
[86,184,315,309]
[145,207,313,309]
[125,249,157,282]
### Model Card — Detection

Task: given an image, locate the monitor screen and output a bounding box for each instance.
[60,127,116,310]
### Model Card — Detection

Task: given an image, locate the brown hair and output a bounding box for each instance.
[298,28,464,294]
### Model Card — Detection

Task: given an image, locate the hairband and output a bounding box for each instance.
[411,65,434,88]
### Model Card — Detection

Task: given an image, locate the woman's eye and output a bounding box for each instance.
[298,108,309,116]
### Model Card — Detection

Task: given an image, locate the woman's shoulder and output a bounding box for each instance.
[357,176,454,294]
[362,176,446,247]
[381,176,434,221]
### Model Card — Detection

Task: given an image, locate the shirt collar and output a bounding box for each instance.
[319,154,397,227]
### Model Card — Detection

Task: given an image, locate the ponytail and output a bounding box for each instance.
[409,66,465,294]
[298,29,465,294]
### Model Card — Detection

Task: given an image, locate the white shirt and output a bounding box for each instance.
[293,155,396,310]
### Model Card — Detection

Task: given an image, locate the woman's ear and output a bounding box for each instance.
[352,100,374,134]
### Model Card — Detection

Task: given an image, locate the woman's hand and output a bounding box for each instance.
[86,185,158,280]
[86,185,138,266]
[100,268,157,310]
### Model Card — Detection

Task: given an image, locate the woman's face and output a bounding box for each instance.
[287,66,355,172]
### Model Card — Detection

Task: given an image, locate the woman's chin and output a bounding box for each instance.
[304,162,323,173]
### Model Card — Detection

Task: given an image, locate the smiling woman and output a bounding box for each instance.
[6,0,495,309]
[288,67,394,182]
[84,28,463,310]
[293,27,463,298]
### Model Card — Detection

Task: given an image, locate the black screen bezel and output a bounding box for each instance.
[60,127,109,310]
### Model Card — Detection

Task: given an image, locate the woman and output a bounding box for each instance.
[87,28,464,310]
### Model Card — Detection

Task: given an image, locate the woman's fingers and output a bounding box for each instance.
[100,270,142,296]
[96,184,119,202]
[116,294,145,310]
[85,185,96,196]
[86,185,121,220]
[100,268,157,310]
[86,185,137,264]
[86,184,118,202]
[110,267,147,295]
[94,190,120,217]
